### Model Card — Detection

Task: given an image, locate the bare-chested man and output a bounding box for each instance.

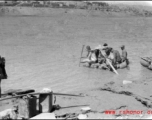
[81,46,99,67]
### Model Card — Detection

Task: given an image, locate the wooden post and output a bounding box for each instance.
[39,92,53,113]
[18,96,37,119]
[79,45,85,67]
[0,92,84,101]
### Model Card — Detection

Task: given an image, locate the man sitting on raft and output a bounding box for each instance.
[81,46,99,67]
[102,47,121,70]
[111,48,122,65]
[107,45,129,69]
[81,44,109,67]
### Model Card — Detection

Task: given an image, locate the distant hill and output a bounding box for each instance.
[1,1,152,17]
[98,1,152,17]
[104,1,152,6]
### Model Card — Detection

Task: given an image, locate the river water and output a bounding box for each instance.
[0,13,152,94]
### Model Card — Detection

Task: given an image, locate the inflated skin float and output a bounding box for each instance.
[140,57,152,70]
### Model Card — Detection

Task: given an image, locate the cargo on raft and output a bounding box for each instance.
[140,57,152,70]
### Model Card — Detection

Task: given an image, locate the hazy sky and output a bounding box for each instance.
[104,1,152,6]
[140,1,152,5]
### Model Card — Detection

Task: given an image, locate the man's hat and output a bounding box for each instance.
[86,45,91,50]
[103,43,108,46]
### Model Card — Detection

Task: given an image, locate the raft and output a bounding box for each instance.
[140,57,152,70]
[83,60,129,70]
[117,59,129,69]
[117,61,127,69]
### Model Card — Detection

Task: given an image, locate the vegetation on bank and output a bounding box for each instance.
[0,1,152,17]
